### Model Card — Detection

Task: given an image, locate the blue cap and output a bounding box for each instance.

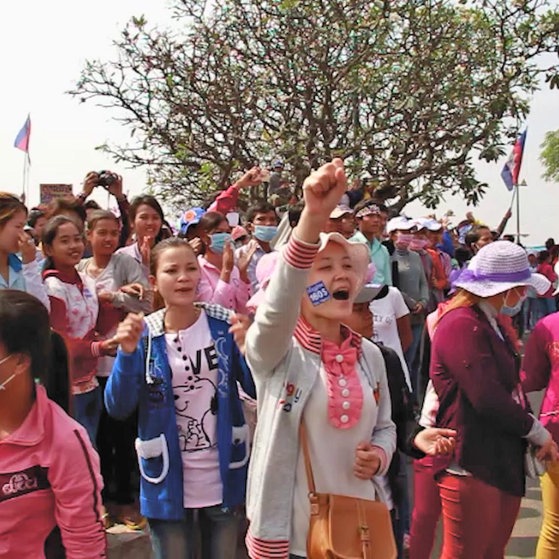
[179,207,205,235]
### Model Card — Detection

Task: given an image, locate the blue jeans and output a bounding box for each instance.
[523,298,536,331]
[393,453,411,558]
[405,323,424,396]
[73,386,102,447]
[149,506,240,559]
[542,297,557,316]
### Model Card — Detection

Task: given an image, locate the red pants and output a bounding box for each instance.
[409,457,441,559]
[438,473,521,559]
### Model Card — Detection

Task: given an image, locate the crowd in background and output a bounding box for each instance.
[2,160,559,559]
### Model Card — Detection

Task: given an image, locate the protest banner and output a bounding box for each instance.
[39,184,73,204]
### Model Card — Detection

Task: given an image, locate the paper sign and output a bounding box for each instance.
[226,212,240,227]
[40,184,73,205]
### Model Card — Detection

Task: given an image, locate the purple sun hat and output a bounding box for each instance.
[453,240,550,297]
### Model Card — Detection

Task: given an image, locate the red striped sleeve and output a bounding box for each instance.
[283,235,319,270]
[245,531,290,558]
[293,317,321,354]
[294,317,360,355]
[91,342,102,358]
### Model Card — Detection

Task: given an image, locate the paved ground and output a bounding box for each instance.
[506,478,543,559]
[107,482,544,559]
[108,390,548,559]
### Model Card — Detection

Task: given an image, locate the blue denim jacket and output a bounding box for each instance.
[105,305,255,520]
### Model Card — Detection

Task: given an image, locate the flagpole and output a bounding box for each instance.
[515,182,520,244]
[509,186,516,211]
[25,156,30,205]
[21,153,28,204]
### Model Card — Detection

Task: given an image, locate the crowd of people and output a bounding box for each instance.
[1,160,559,559]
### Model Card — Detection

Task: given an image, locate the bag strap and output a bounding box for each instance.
[299,422,317,495]
[358,500,372,559]
[360,340,382,394]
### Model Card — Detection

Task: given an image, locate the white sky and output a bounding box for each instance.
[1,0,559,244]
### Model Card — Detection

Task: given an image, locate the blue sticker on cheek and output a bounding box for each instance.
[306,281,331,306]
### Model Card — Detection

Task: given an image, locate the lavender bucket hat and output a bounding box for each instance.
[453,240,550,297]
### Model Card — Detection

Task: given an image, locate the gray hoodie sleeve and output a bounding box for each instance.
[111,253,153,314]
[245,235,319,377]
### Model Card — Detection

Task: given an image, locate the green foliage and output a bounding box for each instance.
[541,130,559,183]
[70,0,559,211]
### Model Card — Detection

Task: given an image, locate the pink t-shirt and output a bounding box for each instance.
[166,310,223,508]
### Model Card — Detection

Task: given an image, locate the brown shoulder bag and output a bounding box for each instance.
[301,424,397,559]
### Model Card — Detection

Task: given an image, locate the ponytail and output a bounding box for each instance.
[42,330,71,414]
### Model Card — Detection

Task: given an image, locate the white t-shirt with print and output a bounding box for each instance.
[370,286,411,389]
[44,273,99,339]
[165,310,223,508]
[44,272,100,395]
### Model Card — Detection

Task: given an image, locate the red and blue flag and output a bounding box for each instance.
[14,115,31,154]
[501,129,527,191]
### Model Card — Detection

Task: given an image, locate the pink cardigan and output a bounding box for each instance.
[197,255,251,313]
[522,312,559,444]
[0,385,106,558]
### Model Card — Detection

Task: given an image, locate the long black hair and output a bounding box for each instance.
[41,215,84,272]
[129,195,165,244]
[0,290,71,412]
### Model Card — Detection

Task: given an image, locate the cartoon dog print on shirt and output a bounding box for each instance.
[173,344,219,454]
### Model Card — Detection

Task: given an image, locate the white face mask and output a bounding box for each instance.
[0,355,17,391]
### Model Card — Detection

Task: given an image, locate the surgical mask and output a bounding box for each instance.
[395,233,413,249]
[501,289,526,317]
[253,225,278,243]
[0,354,17,391]
[409,238,428,251]
[209,232,231,254]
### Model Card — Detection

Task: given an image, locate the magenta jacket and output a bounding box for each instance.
[430,305,533,497]
[0,385,106,558]
[522,312,559,443]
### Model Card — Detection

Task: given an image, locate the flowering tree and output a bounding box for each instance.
[71,0,559,210]
[541,129,559,183]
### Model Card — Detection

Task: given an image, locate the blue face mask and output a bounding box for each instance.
[501,289,526,317]
[253,225,278,243]
[501,301,523,317]
[209,232,231,254]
